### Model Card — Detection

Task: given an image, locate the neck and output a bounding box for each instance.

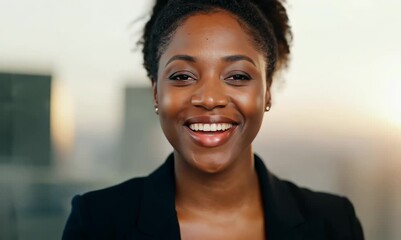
[174,150,261,214]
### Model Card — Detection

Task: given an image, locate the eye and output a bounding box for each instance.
[225,73,252,86]
[169,73,195,81]
[167,72,197,86]
[227,74,251,81]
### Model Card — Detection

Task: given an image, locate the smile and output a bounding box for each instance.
[183,115,239,147]
[188,123,233,132]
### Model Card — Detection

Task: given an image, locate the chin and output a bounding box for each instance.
[179,148,239,174]
[192,158,229,174]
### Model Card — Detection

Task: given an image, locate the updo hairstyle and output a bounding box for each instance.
[141,0,292,84]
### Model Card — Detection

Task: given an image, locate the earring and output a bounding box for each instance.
[265,105,271,112]
[154,107,159,115]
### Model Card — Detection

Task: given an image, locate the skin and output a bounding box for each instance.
[153,11,270,240]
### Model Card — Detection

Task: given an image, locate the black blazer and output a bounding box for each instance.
[62,154,364,239]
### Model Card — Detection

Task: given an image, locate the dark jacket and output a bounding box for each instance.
[62,154,364,239]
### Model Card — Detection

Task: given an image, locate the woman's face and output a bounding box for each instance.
[154,11,270,173]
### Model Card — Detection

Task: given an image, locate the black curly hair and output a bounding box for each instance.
[141,0,292,84]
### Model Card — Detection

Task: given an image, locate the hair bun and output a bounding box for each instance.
[251,0,292,70]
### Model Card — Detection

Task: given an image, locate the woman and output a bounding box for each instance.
[63,0,364,239]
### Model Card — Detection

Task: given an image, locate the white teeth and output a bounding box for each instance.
[189,123,233,132]
[211,123,217,131]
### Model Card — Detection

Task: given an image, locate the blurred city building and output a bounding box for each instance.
[121,86,171,175]
[0,73,51,166]
[0,73,68,240]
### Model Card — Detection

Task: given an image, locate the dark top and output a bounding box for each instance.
[62,154,364,240]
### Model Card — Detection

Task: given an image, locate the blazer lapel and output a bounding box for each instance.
[127,153,316,239]
[134,154,180,240]
[255,154,307,239]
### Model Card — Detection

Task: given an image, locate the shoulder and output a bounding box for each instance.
[62,177,146,240]
[284,179,349,215]
[81,177,146,206]
[78,176,146,218]
[254,155,364,238]
[282,179,364,239]
[63,156,176,240]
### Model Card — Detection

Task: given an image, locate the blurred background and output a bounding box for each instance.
[0,0,400,239]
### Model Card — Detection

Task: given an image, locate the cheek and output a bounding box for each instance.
[156,85,184,147]
[234,86,266,117]
[157,85,187,122]
[159,92,174,115]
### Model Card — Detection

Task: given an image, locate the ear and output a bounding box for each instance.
[152,80,158,107]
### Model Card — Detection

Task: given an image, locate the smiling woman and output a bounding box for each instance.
[62,0,364,239]
[155,12,268,174]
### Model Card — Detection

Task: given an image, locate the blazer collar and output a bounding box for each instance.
[135,153,305,239]
[136,153,180,239]
[254,154,305,238]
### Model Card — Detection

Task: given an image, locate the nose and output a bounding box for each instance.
[191,80,229,110]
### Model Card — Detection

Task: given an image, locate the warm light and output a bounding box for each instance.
[380,78,401,130]
[51,80,75,160]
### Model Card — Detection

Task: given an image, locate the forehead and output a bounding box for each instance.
[162,11,262,59]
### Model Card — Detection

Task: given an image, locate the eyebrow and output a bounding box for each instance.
[164,54,256,67]
[165,55,197,67]
[222,55,256,67]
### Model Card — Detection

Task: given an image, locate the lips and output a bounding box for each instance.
[184,116,238,147]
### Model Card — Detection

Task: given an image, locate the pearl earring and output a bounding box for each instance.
[155,107,159,114]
